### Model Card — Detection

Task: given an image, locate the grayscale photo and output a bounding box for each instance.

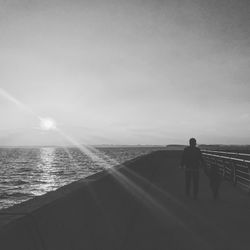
[0,0,250,249]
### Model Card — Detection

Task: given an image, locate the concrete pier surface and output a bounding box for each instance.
[0,150,250,250]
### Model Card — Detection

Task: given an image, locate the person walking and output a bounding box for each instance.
[180,138,204,199]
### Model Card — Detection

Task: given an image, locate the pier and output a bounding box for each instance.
[0,150,250,250]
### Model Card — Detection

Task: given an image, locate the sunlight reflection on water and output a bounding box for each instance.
[34,147,57,195]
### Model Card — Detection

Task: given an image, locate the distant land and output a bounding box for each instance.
[165,144,186,150]
[166,144,250,153]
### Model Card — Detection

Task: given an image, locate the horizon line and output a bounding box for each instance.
[0,143,250,148]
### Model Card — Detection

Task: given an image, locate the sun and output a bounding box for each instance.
[40,118,57,131]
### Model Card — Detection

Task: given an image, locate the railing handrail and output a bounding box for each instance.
[202,152,250,165]
[201,149,250,157]
[202,151,250,191]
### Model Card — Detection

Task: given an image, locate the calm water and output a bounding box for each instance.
[0,147,162,209]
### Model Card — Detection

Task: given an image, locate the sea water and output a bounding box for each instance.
[0,146,162,209]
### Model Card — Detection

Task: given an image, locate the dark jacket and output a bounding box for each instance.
[181,146,204,170]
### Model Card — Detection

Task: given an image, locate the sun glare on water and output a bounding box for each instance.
[40,118,57,131]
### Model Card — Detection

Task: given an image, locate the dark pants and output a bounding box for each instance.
[185,170,199,198]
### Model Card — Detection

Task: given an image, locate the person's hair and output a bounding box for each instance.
[189,138,196,146]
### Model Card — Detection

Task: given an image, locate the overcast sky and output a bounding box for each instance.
[0,0,249,146]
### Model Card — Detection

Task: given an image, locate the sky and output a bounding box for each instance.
[0,0,249,146]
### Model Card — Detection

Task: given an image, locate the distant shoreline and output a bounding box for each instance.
[166,144,250,152]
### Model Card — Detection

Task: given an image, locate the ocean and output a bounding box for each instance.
[0,146,163,210]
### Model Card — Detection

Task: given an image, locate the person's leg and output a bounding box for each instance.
[185,170,191,196]
[193,171,199,199]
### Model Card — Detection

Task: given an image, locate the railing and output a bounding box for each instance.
[202,149,250,158]
[201,150,250,193]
